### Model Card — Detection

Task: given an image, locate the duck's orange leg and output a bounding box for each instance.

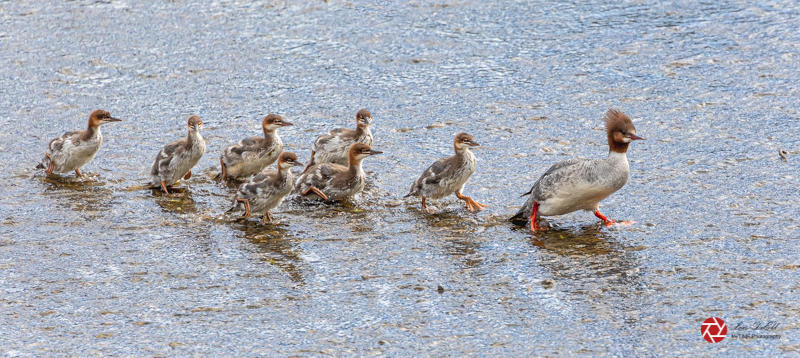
[236,198,251,218]
[594,210,616,227]
[530,202,542,232]
[301,186,329,201]
[74,169,82,177]
[301,152,316,174]
[220,158,227,182]
[262,211,273,223]
[160,180,170,195]
[44,153,54,175]
[184,171,191,180]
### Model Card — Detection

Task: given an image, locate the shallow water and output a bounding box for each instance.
[1,0,799,355]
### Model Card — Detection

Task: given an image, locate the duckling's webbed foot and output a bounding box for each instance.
[237,198,251,218]
[456,192,485,212]
[302,186,329,201]
[468,197,488,210]
[44,153,54,175]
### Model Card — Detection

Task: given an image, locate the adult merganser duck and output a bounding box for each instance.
[38,109,122,177]
[405,132,487,213]
[509,109,644,231]
[295,143,381,201]
[303,108,373,172]
[228,152,303,223]
[219,114,293,182]
[150,115,206,195]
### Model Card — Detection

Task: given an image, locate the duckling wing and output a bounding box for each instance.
[47,131,81,153]
[223,136,264,163]
[297,163,347,192]
[236,170,279,199]
[151,140,184,175]
[407,156,452,196]
[312,128,356,152]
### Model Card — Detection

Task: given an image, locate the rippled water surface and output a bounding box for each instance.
[1,0,799,355]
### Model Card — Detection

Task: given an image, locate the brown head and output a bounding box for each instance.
[87,109,121,128]
[187,115,203,132]
[277,151,304,171]
[453,132,480,152]
[348,142,382,165]
[604,109,643,153]
[355,109,372,128]
[262,114,293,132]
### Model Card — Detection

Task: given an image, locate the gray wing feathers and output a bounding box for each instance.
[151,140,183,176]
[407,157,449,196]
[512,158,590,221]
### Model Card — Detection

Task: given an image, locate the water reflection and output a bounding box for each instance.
[231,220,306,284]
[529,224,644,296]
[412,208,484,268]
[39,174,114,220]
[152,188,197,214]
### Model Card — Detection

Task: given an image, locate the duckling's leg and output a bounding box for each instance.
[301,152,316,173]
[301,186,329,201]
[262,211,273,224]
[160,180,171,195]
[184,171,191,180]
[220,158,227,182]
[74,169,82,177]
[421,197,437,214]
[530,202,542,232]
[594,210,615,227]
[237,198,251,218]
[44,153,54,175]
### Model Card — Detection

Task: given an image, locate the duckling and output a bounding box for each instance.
[228,152,304,223]
[303,108,373,171]
[295,143,382,201]
[405,132,487,213]
[150,115,206,195]
[509,109,644,231]
[38,109,122,177]
[219,114,293,182]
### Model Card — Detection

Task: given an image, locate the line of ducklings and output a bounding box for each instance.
[39,108,643,232]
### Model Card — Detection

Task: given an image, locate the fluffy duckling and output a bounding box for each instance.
[405,132,487,213]
[219,114,293,182]
[304,108,373,171]
[295,143,382,201]
[150,115,206,195]
[39,109,122,177]
[228,152,304,223]
[509,109,644,231]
